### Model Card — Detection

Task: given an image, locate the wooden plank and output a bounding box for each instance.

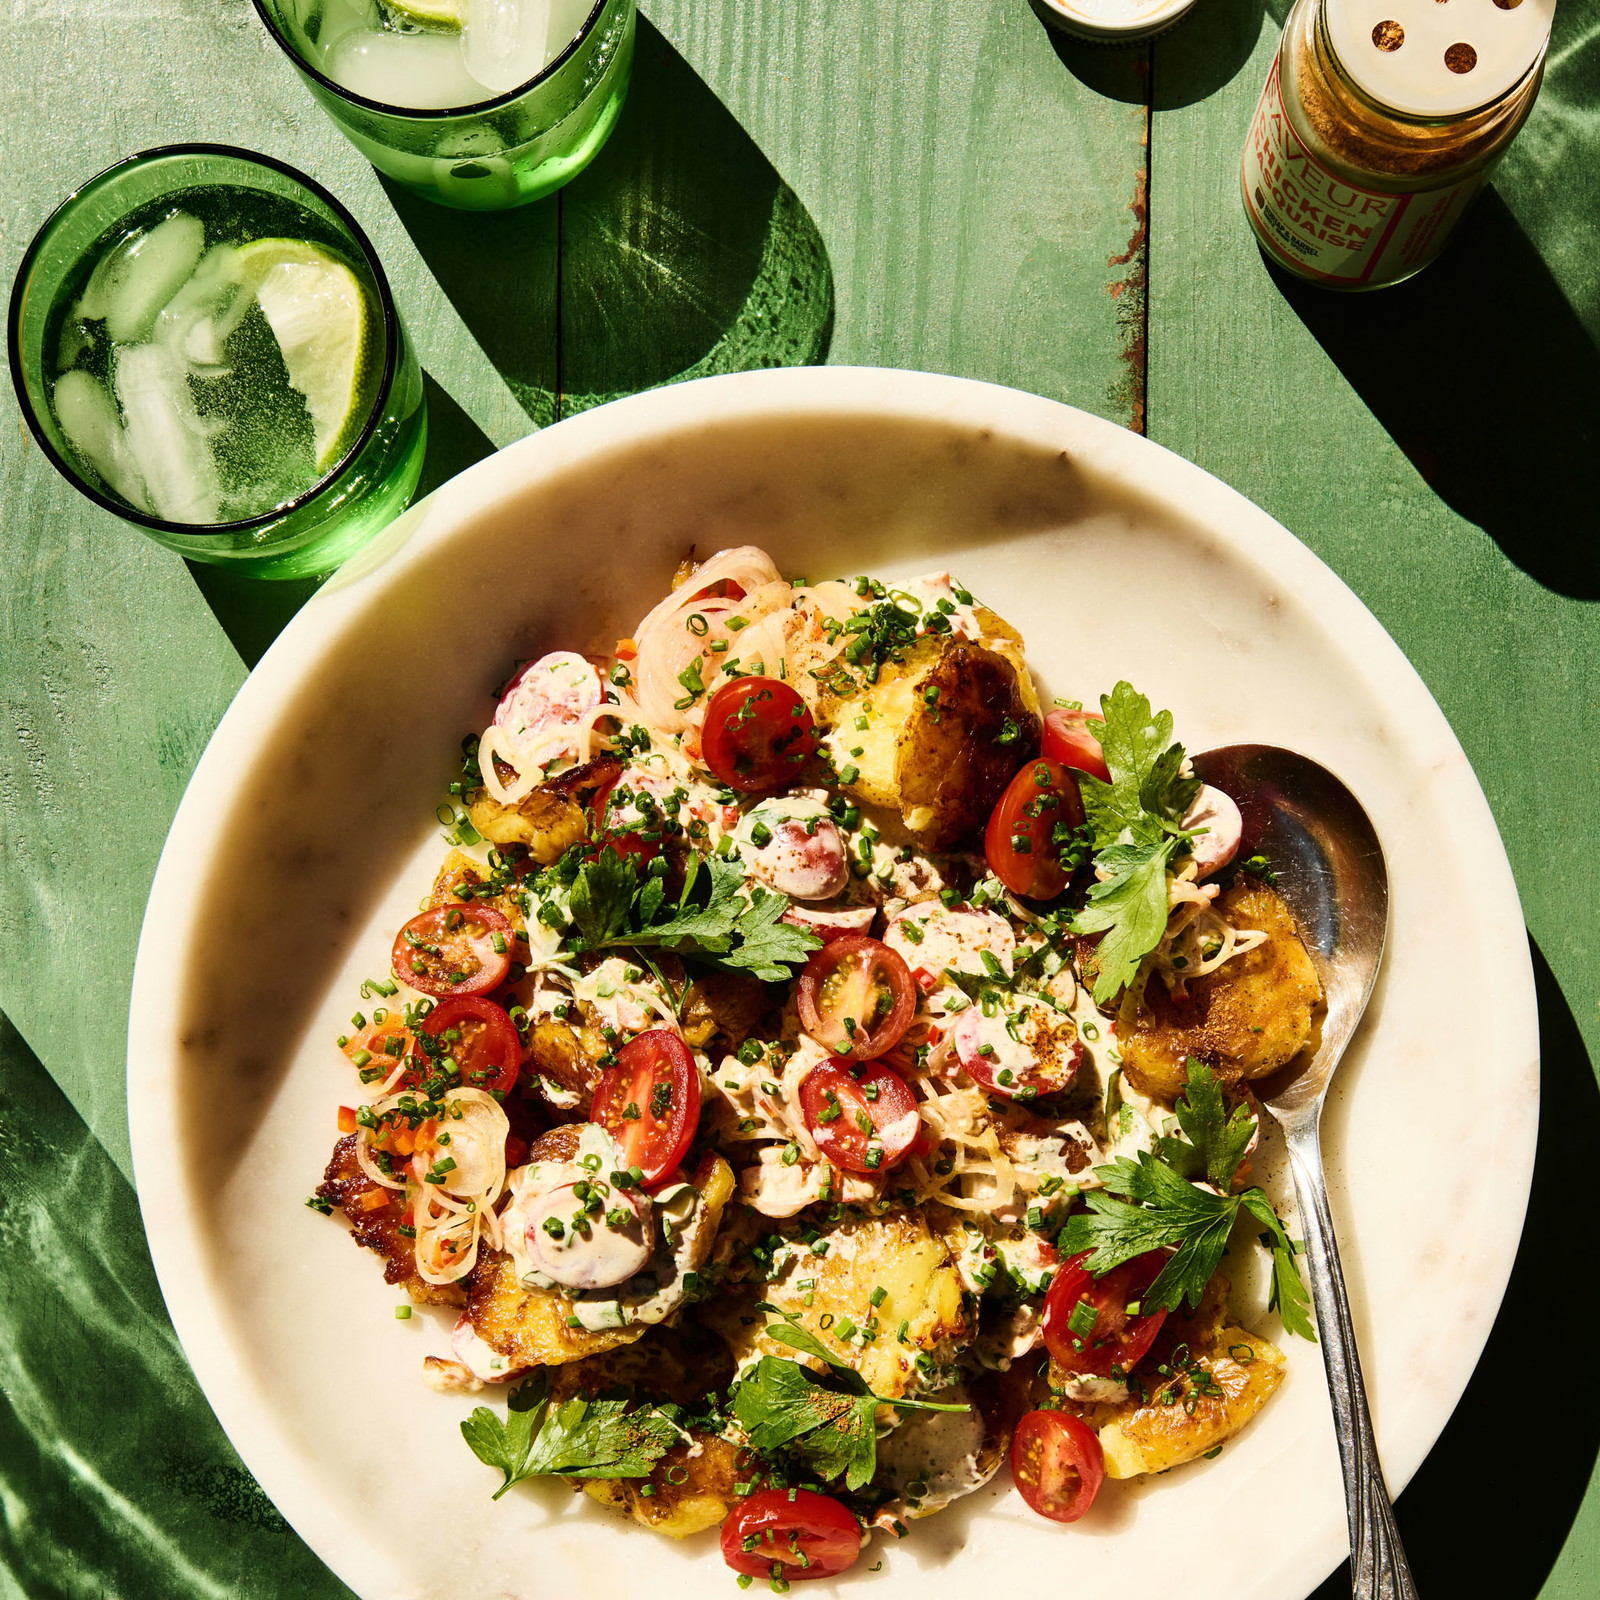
[607,0,1151,429]
[1148,7,1600,1593]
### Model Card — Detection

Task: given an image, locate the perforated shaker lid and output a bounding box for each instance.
[1324,0,1554,117]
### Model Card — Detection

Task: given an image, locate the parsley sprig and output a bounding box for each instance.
[731,1322,968,1490]
[461,1373,683,1499]
[1068,681,1201,1002]
[1058,1062,1315,1342]
[567,846,821,981]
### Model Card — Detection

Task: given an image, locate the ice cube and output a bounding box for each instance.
[52,369,151,512]
[155,243,245,372]
[462,0,551,96]
[78,212,207,345]
[113,342,224,524]
[325,25,489,108]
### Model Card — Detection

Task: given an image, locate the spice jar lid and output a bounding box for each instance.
[1035,0,1199,45]
[1325,0,1554,117]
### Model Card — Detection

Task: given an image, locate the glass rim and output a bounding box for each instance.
[7,141,403,539]
[250,0,611,120]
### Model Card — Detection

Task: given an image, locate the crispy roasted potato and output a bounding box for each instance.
[467,756,621,864]
[426,850,526,930]
[527,1012,607,1103]
[787,602,1041,851]
[1096,1326,1285,1478]
[316,1135,466,1306]
[584,1434,745,1537]
[704,1209,970,1398]
[466,1252,648,1367]
[563,1319,747,1535]
[548,1319,736,1406]
[681,970,774,1053]
[1119,880,1323,1101]
[467,1152,736,1367]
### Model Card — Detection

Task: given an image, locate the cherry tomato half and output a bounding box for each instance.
[590,1029,701,1189]
[720,1489,863,1581]
[985,757,1086,900]
[1042,1251,1169,1378]
[417,995,521,1096]
[701,677,819,792]
[1041,708,1110,783]
[391,903,516,998]
[800,1060,920,1175]
[586,773,661,864]
[795,934,915,1060]
[1011,1410,1106,1523]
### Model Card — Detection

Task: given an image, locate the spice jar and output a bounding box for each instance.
[1241,0,1554,289]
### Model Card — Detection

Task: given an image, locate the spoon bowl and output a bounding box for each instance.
[1194,745,1416,1600]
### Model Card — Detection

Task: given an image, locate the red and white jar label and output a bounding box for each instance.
[1241,57,1484,286]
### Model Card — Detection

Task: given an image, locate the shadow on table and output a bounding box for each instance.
[1310,936,1600,1599]
[186,372,497,669]
[1269,191,1600,602]
[0,1013,356,1600]
[383,15,834,426]
[1152,0,1269,109]
[1032,0,1266,108]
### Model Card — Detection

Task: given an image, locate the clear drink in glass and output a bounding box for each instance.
[10,145,425,579]
[253,0,635,210]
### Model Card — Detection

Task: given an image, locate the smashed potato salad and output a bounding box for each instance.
[311,547,1321,1578]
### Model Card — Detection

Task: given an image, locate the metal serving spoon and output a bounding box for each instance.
[1192,745,1416,1600]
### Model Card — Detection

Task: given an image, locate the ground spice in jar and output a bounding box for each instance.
[1241,0,1554,288]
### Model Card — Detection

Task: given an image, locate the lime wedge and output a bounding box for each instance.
[238,239,374,474]
[383,0,466,30]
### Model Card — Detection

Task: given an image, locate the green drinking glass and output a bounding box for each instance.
[9,144,426,580]
[252,0,636,210]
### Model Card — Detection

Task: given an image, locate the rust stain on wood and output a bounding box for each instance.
[1108,157,1149,436]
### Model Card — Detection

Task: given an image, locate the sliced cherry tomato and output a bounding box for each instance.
[1011,1410,1105,1523]
[417,995,521,1096]
[720,1488,862,1581]
[590,1029,701,1189]
[1042,1250,1169,1377]
[800,1060,920,1175]
[585,772,661,863]
[984,757,1085,900]
[701,677,818,792]
[795,934,915,1060]
[391,903,515,998]
[1041,708,1110,783]
[952,1001,1082,1100]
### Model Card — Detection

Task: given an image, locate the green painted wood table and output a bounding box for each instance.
[2,0,1596,1594]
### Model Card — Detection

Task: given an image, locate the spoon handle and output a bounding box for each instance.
[1284,1123,1420,1600]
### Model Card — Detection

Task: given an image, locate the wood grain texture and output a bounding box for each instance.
[645,0,1150,426]
[1148,3,1600,1593]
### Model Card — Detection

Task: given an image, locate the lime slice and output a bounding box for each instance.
[383,0,466,30]
[238,239,374,474]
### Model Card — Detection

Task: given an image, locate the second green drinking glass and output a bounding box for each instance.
[253,0,636,210]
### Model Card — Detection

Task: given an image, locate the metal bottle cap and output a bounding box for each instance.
[1324,0,1555,117]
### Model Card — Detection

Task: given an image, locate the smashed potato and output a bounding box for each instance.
[1097,1326,1286,1478]
[789,605,1042,851]
[468,756,621,864]
[1119,880,1323,1100]
[705,1209,970,1398]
